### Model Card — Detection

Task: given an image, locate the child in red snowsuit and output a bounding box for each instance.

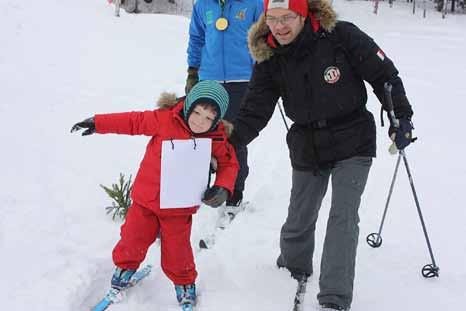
[71,81,238,308]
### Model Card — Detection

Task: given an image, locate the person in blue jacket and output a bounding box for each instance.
[186,0,263,211]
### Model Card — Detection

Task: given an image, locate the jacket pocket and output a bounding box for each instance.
[286,124,317,171]
[331,113,375,160]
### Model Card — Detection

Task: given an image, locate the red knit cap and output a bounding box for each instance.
[264,0,309,17]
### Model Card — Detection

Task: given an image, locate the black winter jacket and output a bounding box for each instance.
[231,3,413,171]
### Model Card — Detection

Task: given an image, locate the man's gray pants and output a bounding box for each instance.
[277,156,372,309]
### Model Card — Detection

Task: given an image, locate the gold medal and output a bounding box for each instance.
[215,17,229,31]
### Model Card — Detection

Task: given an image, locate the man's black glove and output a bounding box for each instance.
[185,67,199,94]
[202,186,228,208]
[388,118,415,151]
[71,117,95,136]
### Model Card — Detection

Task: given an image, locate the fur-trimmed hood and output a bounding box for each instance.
[155,91,234,136]
[248,0,337,63]
[156,91,180,109]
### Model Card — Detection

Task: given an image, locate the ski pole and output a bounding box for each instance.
[399,148,439,278]
[367,83,401,248]
[277,99,289,132]
[366,152,401,248]
[367,82,439,278]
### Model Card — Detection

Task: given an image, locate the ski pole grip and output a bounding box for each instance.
[383,82,399,128]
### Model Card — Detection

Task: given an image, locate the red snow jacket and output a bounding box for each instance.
[95,100,239,216]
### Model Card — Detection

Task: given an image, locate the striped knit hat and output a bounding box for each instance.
[184,80,229,130]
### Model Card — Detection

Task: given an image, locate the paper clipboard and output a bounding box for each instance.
[159,138,212,208]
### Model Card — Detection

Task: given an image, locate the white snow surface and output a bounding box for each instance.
[1,0,465,310]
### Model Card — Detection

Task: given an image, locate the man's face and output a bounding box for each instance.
[187,104,217,133]
[265,8,306,46]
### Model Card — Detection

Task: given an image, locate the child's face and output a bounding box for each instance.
[187,104,217,133]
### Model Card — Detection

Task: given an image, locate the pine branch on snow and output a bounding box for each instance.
[101,173,133,221]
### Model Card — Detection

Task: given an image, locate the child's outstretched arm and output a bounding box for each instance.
[95,111,161,136]
[72,111,161,136]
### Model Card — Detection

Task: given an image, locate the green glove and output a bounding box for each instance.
[185,67,199,95]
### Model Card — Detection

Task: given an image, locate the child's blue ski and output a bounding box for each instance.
[181,302,195,311]
[91,264,153,311]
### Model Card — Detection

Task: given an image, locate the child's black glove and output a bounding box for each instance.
[202,186,228,208]
[71,117,95,136]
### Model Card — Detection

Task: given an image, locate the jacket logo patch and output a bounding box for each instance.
[324,66,341,84]
[235,8,247,20]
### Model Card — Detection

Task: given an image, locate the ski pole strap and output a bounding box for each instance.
[379,106,384,127]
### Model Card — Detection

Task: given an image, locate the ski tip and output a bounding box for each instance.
[91,299,112,311]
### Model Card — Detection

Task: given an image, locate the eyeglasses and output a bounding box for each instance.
[265,13,300,26]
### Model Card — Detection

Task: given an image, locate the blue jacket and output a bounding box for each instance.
[187,0,263,81]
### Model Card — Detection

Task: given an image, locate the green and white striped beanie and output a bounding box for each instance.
[184,80,229,126]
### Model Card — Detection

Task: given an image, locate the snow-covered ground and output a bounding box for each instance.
[1,0,465,310]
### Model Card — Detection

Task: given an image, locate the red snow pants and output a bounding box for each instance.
[112,202,197,285]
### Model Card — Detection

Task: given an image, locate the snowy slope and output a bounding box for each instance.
[1,0,465,310]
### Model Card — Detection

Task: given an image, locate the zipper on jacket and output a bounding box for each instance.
[222,2,234,80]
[278,57,290,103]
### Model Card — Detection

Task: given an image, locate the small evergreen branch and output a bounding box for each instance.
[101,173,133,221]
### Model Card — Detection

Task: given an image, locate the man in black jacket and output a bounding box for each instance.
[229,0,415,310]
